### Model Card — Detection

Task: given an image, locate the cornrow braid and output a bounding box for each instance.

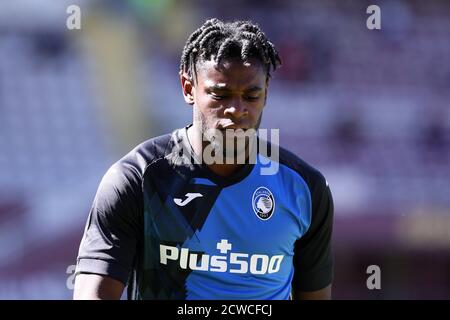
[179,18,282,81]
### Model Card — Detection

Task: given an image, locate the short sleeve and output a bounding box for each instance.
[292,180,334,292]
[75,162,142,285]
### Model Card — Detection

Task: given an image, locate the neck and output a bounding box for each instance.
[187,125,246,177]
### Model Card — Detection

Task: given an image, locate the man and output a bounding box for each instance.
[74,18,334,300]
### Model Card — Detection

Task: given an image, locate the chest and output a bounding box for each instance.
[142,162,310,258]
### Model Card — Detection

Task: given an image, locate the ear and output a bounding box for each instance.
[180,72,195,105]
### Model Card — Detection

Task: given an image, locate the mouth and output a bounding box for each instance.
[218,124,249,131]
[219,127,248,140]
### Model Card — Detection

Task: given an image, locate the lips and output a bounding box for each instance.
[218,125,248,131]
[219,128,249,140]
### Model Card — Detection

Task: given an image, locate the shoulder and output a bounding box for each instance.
[277,145,329,196]
[110,132,174,179]
[98,132,174,198]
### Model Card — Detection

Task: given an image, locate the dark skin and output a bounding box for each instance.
[182,57,267,177]
[73,57,331,300]
[73,274,123,300]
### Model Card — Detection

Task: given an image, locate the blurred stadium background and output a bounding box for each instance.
[0,0,449,299]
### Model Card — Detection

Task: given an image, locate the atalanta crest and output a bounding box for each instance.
[252,187,275,220]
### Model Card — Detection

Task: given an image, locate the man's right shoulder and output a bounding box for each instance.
[105,131,175,186]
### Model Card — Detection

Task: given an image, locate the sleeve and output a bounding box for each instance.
[75,162,142,285]
[292,178,334,292]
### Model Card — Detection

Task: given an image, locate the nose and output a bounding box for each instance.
[223,98,248,119]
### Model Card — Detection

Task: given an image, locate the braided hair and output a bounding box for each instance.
[179,18,282,82]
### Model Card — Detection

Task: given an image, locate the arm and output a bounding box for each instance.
[73,274,125,300]
[74,162,142,300]
[292,284,332,300]
[292,177,334,299]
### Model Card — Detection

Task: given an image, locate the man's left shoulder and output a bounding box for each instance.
[276,145,329,193]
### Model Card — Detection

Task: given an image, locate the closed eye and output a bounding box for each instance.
[210,93,227,100]
[244,96,260,101]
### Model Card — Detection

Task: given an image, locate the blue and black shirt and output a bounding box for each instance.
[76,125,334,299]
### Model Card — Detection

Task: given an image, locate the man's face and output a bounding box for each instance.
[182,57,268,160]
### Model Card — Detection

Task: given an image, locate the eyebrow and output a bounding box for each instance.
[245,86,263,92]
[206,84,263,92]
[208,83,227,90]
